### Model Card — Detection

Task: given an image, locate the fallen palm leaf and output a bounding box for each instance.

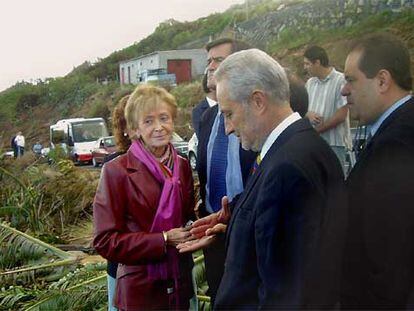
[0,223,77,286]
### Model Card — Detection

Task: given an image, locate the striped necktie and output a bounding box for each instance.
[209,114,228,212]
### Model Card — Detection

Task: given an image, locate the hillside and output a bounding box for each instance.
[0,0,413,151]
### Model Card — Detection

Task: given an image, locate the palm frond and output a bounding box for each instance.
[0,285,40,310]
[25,273,107,311]
[0,223,77,286]
[0,166,27,190]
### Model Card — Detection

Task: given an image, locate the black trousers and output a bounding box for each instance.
[203,234,226,305]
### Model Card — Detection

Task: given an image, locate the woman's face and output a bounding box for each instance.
[135,101,174,156]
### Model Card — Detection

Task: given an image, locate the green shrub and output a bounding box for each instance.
[0,158,98,237]
[88,99,110,119]
[170,81,204,109]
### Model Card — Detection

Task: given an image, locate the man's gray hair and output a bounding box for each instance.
[214,49,290,105]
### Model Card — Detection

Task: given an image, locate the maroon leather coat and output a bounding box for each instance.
[93,150,195,310]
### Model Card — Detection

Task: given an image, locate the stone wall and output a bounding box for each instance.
[235,0,414,48]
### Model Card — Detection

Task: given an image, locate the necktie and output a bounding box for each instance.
[209,114,228,212]
[251,154,262,175]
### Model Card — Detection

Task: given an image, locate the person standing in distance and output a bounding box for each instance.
[304,46,352,173]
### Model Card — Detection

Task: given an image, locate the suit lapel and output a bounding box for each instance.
[198,105,218,170]
[369,97,413,147]
[125,150,161,209]
[201,98,210,112]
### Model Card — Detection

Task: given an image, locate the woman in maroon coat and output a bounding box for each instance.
[93,85,195,310]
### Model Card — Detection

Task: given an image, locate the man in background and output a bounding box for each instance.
[304,46,351,172]
[340,33,414,310]
[192,72,217,138]
[10,134,17,158]
[196,37,256,303]
[14,131,25,157]
[32,141,43,156]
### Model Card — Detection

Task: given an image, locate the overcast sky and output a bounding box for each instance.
[0,0,244,92]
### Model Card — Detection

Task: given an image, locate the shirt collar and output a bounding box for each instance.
[317,67,336,83]
[260,112,301,160]
[369,94,412,137]
[206,96,217,108]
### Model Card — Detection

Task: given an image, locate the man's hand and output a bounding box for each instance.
[177,197,231,253]
[315,105,349,134]
[306,111,324,127]
[190,196,231,239]
[177,223,228,253]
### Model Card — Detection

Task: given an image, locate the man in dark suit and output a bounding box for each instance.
[192,73,215,138]
[196,38,256,303]
[340,34,414,310]
[184,49,347,309]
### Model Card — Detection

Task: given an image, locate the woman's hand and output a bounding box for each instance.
[166,226,193,247]
[177,223,228,253]
[177,235,216,253]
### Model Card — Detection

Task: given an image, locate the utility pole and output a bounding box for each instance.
[245,0,249,21]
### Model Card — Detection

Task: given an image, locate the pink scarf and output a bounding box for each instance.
[129,139,183,282]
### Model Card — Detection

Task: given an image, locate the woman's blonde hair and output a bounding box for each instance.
[125,84,177,139]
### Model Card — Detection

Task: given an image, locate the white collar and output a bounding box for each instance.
[260,112,301,160]
[206,96,217,108]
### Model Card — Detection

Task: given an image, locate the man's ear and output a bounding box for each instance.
[376,69,392,93]
[250,90,267,113]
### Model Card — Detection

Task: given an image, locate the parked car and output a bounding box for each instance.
[91,136,117,167]
[187,133,198,170]
[1,150,14,159]
[171,132,188,159]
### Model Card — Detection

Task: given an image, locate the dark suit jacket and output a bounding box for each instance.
[192,98,210,138]
[215,118,347,309]
[93,150,195,310]
[341,97,414,310]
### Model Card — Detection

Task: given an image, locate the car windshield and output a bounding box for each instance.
[72,121,108,143]
[103,137,115,147]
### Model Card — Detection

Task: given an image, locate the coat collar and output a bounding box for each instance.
[243,118,310,202]
[125,148,144,172]
[348,97,413,179]
[367,96,413,148]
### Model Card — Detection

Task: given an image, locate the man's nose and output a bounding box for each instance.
[208,60,219,71]
[341,84,350,97]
